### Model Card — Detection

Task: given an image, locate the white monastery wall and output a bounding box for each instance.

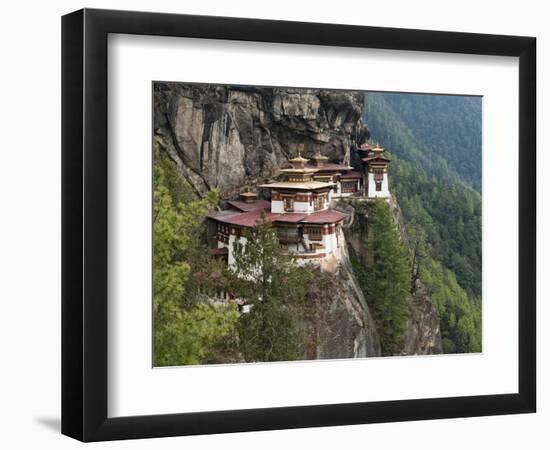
[367,173,390,198]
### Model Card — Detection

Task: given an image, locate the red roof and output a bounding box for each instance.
[207,210,240,219]
[299,210,347,224]
[339,171,362,179]
[207,209,241,220]
[362,155,390,163]
[274,213,308,223]
[209,208,349,228]
[227,199,271,212]
[208,209,279,227]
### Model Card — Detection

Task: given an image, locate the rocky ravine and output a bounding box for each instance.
[154,83,369,198]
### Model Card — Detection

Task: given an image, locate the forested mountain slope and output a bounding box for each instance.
[363,92,482,353]
[363,92,482,191]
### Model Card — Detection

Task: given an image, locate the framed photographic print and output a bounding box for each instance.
[61,8,536,442]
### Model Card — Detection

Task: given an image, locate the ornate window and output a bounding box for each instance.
[342,181,356,193]
[314,194,325,210]
[283,196,294,212]
[277,226,300,243]
[305,226,322,241]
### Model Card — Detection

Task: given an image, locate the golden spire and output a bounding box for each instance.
[311,149,328,167]
[289,145,309,168]
[240,187,257,203]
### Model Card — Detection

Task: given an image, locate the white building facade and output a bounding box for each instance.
[208,152,349,271]
[359,145,391,199]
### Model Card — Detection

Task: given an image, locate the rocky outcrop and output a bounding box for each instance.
[401,279,442,355]
[338,244,382,357]
[303,245,381,359]
[154,83,368,197]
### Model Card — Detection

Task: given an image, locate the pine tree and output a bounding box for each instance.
[231,213,313,362]
[367,200,410,354]
[153,144,238,366]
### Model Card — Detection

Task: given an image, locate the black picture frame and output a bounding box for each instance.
[61,8,536,442]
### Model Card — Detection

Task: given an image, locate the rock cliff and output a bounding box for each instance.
[304,255,381,359]
[154,83,369,197]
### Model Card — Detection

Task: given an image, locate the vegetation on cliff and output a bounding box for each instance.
[351,200,410,354]
[419,258,481,353]
[389,156,482,353]
[153,145,239,366]
[390,156,482,298]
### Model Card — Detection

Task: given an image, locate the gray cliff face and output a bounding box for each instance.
[343,199,443,356]
[338,245,382,357]
[304,257,381,359]
[401,279,443,355]
[154,83,368,197]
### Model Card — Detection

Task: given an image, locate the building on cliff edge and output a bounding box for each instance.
[357,143,391,198]
[207,146,391,270]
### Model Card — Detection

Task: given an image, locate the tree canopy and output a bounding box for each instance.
[364,200,410,354]
[153,144,239,366]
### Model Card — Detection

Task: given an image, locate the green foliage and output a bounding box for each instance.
[154,302,239,366]
[390,155,482,297]
[420,258,482,353]
[153,143,239,366]
[365,200,410,354]
[231,214,313,362]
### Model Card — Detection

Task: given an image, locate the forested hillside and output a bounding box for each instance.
[390,155,482,353]
[363,92,482,353]
[363,92,482,191]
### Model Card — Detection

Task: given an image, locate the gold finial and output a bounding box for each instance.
[240,187,257,203]
[289,144,309,167]
[295,143,305,158]
[313,149,328,159]
[311,149,328,167]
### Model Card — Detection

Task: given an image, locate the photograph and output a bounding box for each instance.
[0,1,541,447]
[152,83,482,366]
